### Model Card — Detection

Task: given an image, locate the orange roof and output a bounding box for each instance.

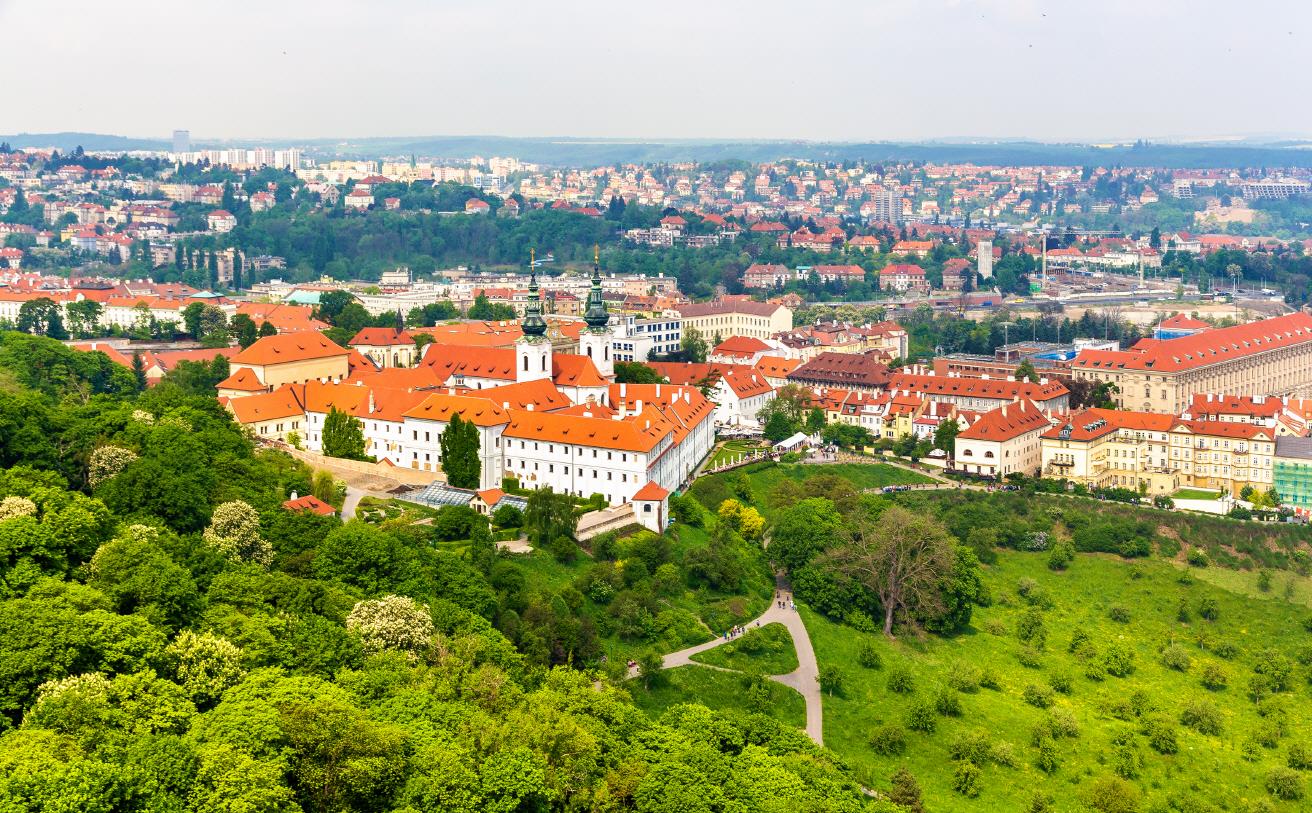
[478,378,574,412]
[632,481,670,501]
[403,393,512,426]
[423,345,516,382]
[1073,313,1312,374]
[299,380,371,414]
[350,327,414,347]
[235,302,328,333]
[754,355,801,379]
[556,401,618,418]
[149,346,240,373]
[71,341,133,367]
[1042,408,1175,441]
[283,495,336,516]
[720,367,773,398]
[502,407,673,453]
[551,354,608,388]
[713,336,772,355]
[958,399,1050,442]
[1159,313,1210,330]
[218,367,267,392]
[475,488,505,506]
[226,386,304,423]
[1172,419,1275,441]
[231,332,350,366]
[348,366,447,390]
[1186,394,1284,419]
[889,372,1069,403]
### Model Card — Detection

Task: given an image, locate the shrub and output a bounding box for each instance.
[1034,737,1060,774]
[1047,541,1074,571]
[952,762,981,798]
[947,666,981,693]
[1023,682,1055,709]
[1200,662,1228,691]
[992,741,1018,767]
[1252,649,1295,693]
[1180,698,1224,735]
[1198,597,1219,621]
[1144,718,1179,754]
[1161,643,1192,672]
[1048,708,1080,739]
[979,669,1002,691]
[1016,577,1039,599]
[1069,628,1092,653]
[1108,605,1131,623]
[934,687,963,717]
[1266,767,1304,801]
[1104,643,1135,677]
[1288,742,1312,771]
[1212,639,1239,659]
[1186,547,1210,567]
[1017,607,1048,648]
[948,731,992,765]
[869,723,907,756]
[1110,731,1143,779]
[1085,659,1108,681]
[1254,721,1282,749]
[1017,646,1044,669]
[1048,671,1073,694]
[1176,599,1192,623]
[856,642,883,670]
[905,697,937,733]
[887,665,915,694]
[1242,738,1264,762]
[1257,569,1273,591]
[1084,776,1141,813]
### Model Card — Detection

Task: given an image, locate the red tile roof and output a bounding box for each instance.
[283,495,336,516]
[958,399,1050,442]
[1073,313,1312,373]
[231,332,350,366]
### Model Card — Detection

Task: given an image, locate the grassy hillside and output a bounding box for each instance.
[806,550,1312,812]
[627,665,807,729]
[688,461,934,519]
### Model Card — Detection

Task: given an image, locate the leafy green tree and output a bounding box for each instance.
[230,313,259,348]
[614,362,667,384]
[131,351,148,391]
[1015,358,1039,382]
[439,413,481,489]
[16,298,68,339]
[933,417,960,452]
[321,407,368,460]
[524,487,577,547]
[804,407,826,434]
[681,326,708,363]
[763,410,795,442]
[258,320,278,337]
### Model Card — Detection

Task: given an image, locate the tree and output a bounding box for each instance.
[165,630,245,706]
[321,407,368,460]
[16,298,67,339]
[203,500,272,566]
[64,300,104,338]
[763,411,795,442]
[804,407,826,434]
[681,327,708,363]
[1014,358,1038,382]
[182,302,206,338]
[439,413,481,489]
[523,487,577,547]
[467,293,497,320]
[614,362,667,384]
[825,505,956,637]
[933,418,960,452]
[230,313,259,348]
[197,306,229,347]
[258,320,278,338]
[345,595,434,657]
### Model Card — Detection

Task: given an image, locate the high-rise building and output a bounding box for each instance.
[172,130,190,153]
[869,188,902,224]
[977,239,993,279]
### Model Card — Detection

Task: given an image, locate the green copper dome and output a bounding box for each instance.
[521,257,547,338]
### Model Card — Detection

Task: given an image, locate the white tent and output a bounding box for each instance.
[774,432,810,452]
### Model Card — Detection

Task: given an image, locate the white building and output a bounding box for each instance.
[953,399,1050,478]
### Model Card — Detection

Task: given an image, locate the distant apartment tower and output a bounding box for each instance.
[172,130,190,153]
[870,188,902,224]
[977,239,993,279]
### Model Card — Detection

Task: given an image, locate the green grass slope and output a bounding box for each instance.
[805,550,1312,812]
[691,622,800,675]
[627,665,807,729]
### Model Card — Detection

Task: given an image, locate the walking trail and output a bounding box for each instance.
[630,596,824,746]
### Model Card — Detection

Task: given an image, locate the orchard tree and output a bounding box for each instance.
[203,500,272,566]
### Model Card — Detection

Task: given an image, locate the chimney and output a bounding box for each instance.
[503,402,510,409]
[620,383,627,397]
[290,490,298,501]
[656,384,662,397]
[526,403,534,411]
[636,399,644,413]
[1002,404,1008,418]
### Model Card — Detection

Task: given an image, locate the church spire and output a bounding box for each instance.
[521,248,547,339]
[584,243,609,330]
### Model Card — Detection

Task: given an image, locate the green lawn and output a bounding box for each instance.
[627,665,806,728]
[1178,561,1312,608]
[709,439,766,469]
[803,550,1312,812]
[1173,488,1223,501]
[690,623,799,674]
[689,462,934,518]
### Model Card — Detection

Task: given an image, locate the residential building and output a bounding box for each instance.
[223,332,352,391]
[880,264,929,293]
[954,399,1050,478]
[676,298,792,341]
[787,351,891,393]
[350,327,417,368]
[1274,437,1312,513]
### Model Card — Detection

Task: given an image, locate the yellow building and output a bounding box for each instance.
[224,332,351,390]
[676,299,792,341]
[1070,312,1312,415]
[225,386,305,441]
[1041,409,1180,494]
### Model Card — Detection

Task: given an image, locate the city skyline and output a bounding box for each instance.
[3,0,1311,143]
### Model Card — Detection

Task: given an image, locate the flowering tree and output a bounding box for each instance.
[0,495,37,521]
[346,595,434,657]
[88,445,139,488]
[166,630,246,706]
[203,500,272,566]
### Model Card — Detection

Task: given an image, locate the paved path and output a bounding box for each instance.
[341,485,394,520]
[630,598,824,746]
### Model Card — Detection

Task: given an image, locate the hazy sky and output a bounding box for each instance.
[2,0,1310,142]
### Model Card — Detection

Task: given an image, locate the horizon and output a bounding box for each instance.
[4,0,1310,142]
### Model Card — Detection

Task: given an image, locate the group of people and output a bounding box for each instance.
[775,590,795,611]
[722,625,750,641]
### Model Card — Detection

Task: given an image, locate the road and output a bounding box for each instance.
[630,598,824,746]
[341,485,395,520]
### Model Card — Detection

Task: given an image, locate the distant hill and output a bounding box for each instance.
[7,132,1312,169]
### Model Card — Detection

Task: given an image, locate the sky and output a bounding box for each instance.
[2,0,1311,143]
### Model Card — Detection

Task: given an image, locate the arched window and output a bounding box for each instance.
[984,450,995,458]
[523,355,529,371]
[541,355,547,371]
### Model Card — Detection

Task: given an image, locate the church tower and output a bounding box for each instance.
[579,245,614,378]
[516,249,552,383]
